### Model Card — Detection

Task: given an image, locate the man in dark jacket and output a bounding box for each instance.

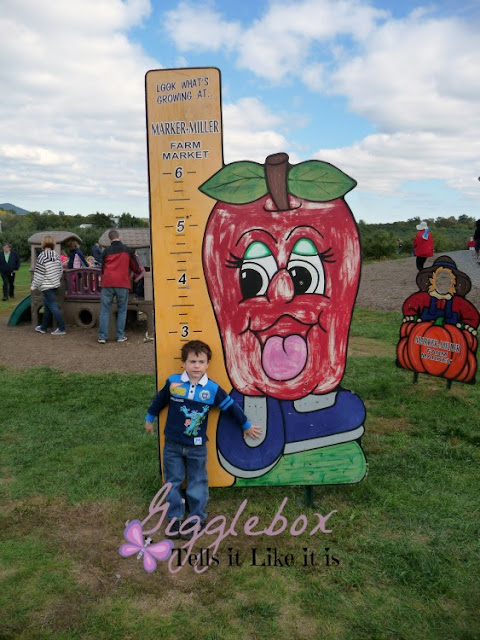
[0,243,21,301]
[92,242,103,266]
[97,229,141,343]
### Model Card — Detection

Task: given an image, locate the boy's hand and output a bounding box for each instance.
[244,424,262,440]
[145,421,154,434]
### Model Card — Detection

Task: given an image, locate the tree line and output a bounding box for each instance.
[0,209,477,263]
[359,215,476,259]
[0,210,148,261]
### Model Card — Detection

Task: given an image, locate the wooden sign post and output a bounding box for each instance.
[145,68,234,485]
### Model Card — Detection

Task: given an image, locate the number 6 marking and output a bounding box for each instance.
[175,166,183,178]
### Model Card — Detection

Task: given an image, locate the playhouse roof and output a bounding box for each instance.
[99,228,151,249]
[28,231,82,246]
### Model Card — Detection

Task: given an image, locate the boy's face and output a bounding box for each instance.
[183,351,209,383]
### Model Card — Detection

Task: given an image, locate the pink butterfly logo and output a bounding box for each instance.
[119,520,174,573]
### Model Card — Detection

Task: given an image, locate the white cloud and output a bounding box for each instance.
[2,0,479,221]
[300,63,326,92]
[0,0,156,213]
[315,131,480,198]
[317,13,480,206]
[236,0,385,81]
[1,144,78,168]
[164,1,241,52]
[164,0,386,81]
[330,14,480,135]
[162,1,480,214]
[222,98,290,162]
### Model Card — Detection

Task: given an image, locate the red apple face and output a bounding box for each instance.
[202,193,361,399]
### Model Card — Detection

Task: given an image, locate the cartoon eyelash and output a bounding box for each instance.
[319,248,335,263]
[226,252,243,269]
[227,248,334,267]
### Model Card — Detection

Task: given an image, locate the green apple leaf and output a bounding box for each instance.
[288,160,357,201]
[199,161,268,204]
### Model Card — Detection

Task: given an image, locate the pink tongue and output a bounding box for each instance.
[262,335,308,381]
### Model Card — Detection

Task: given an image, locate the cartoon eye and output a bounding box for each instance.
[240,241,278,299]
[287,239,329,295]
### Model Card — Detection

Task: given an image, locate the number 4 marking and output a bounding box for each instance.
[178,273,187,285]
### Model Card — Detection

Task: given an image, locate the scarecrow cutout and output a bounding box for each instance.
[397,256,479,384]
[201,152,367,486]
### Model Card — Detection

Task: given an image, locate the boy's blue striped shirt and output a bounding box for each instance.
[146,372,251,446]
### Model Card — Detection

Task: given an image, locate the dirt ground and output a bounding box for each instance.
[0,316,157,375]
[1,251,479,374]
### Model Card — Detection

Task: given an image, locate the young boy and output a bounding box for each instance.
[145,340,261,536]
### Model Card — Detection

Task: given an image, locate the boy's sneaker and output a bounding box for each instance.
[117,336,128,343]
[180,519,207,540]
[97,338,106,344]
[51,329,66,335]
[165,520,181,539]
[35,326,46,334]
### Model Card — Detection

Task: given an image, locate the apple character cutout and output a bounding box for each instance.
[201,153,367,485]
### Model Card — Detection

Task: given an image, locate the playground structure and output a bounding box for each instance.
[19,229,154,336]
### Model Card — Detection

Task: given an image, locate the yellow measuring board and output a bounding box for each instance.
[145,67,234,486]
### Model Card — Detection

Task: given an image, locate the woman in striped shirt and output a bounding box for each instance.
[30,235,67,336]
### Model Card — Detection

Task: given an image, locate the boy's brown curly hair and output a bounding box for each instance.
[181,340,212,362]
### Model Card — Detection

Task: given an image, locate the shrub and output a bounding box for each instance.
[361,230,397,260]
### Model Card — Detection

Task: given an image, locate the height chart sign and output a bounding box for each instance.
[145,68,232,485]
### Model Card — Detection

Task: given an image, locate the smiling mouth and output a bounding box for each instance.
[252,315,313,345]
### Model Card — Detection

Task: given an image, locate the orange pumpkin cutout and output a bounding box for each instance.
[397,318,477,383]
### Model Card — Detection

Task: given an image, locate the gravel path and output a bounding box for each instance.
[1,250,479,373]
[356,250,480,312]
[443,250,480,288]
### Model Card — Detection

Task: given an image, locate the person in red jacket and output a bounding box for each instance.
[97,229,141,343]
[413,220,434,271]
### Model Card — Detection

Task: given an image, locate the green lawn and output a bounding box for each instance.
[1,308,479,639]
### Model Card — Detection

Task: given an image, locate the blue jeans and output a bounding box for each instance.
[98,287,129,340]
[163,439,208,522]
[40,288,65,331]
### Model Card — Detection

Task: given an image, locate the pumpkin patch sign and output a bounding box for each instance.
[396,256,479,384]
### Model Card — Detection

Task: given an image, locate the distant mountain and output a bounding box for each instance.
[0,203,30,215]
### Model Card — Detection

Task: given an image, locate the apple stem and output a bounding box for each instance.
[265,153,290,210]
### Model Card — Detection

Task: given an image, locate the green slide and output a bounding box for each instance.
[7,295,32,326]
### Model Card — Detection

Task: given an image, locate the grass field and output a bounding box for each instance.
[1,308,479,639]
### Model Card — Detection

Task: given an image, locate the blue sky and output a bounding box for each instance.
[1,0,479,223]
